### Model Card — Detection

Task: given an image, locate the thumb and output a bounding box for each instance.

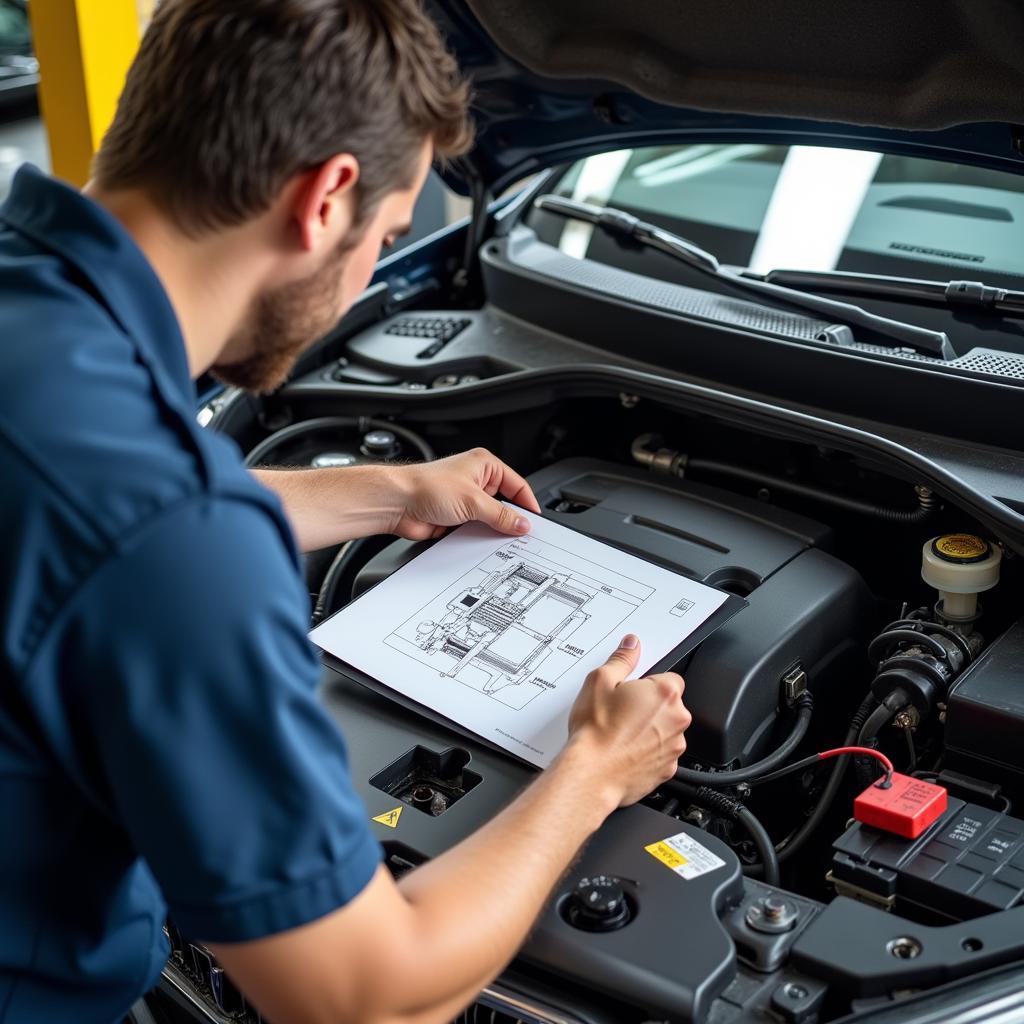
[476,495,531,536]
[601,634,641,683]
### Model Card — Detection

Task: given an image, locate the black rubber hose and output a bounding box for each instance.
[735,804,780,887]
[672,784,780,886]
[244,415,434,467]
[311,533,401,626]
[867,629,950,665]
[877,619,973,666]
[853,690,907,790]
[311,540,357,627]
[673,694,813,787]
[775,692,878,863]
[686,458,934,524]
[858,695,904,746]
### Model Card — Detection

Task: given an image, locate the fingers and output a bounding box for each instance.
[679,698,693,731]
[496,465,542,515]
[650,672,685,703]
[473,449,542,514]
[474,494,531,536]
[395,517,442,542]
[594,634,642,686]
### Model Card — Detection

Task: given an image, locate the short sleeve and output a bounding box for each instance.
[39,497,382,942]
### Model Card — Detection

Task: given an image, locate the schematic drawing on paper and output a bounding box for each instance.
[384,537,655,710]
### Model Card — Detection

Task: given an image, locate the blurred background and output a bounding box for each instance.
[0,0,469,249]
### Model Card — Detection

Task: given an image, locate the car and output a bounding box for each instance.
[0,0,36,115]
[147,3,1024,1022]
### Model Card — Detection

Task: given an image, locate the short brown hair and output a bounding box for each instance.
[94,0,472,235]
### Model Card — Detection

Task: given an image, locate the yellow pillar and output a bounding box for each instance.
[136,1,157,32]
[29,0,142,187]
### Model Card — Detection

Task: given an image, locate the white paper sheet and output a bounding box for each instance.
[309,507,728,768]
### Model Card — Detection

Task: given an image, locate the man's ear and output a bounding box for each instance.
[293,154,360,253]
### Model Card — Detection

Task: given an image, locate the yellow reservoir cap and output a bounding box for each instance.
[922,536,1001,597]
[932,534,991,563]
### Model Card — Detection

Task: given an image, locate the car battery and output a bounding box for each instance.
[830,797,1024,921]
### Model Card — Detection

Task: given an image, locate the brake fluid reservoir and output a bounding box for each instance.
[922,534,1001,624]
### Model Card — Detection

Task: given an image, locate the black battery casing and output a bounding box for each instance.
[832,798,1024,921]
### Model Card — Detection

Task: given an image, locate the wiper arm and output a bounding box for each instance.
[534,194,955,359]
[742,267,1024,319]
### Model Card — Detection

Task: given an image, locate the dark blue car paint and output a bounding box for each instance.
[424,2,1024,196]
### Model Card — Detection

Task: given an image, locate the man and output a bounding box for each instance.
[0,2,691,1022]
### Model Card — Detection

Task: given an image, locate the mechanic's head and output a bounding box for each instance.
[91,0,472,391]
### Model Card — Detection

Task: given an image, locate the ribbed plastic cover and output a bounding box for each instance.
[508,235,836,343]
[953,348,1024,380]
[498,234,1024,387]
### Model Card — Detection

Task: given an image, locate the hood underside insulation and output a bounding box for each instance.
[464,0,1024,130]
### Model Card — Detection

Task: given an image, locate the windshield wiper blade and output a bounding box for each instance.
[534,194,955,359]
[742,267,1024,318]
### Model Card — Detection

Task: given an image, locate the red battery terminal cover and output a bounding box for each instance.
[749,746,946,840]
[854,772,949,839]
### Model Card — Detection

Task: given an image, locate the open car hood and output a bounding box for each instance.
[429,0,1024,195]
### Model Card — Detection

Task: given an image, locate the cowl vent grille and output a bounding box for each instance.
[492,232,1024,388]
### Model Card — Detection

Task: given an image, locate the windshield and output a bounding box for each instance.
[0,1,30,58]
[531,144,1024,287]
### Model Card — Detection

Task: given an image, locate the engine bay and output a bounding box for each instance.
[162,291,1024,1024]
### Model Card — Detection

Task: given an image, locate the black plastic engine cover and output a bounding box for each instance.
[946,617,1024,793]
[792,897,1024,999]
[352,458,874,766]
[314,451,861,1019]
[522,805,744,1022]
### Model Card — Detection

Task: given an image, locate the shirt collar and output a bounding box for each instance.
[0,164,195,414]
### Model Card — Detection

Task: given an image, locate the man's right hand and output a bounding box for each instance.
[209,634,693,1024]
[566,634,690,807]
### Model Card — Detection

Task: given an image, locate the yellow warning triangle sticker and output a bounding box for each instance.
[372,806,403,828]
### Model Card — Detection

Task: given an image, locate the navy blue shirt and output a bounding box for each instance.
[0,167,381,1024]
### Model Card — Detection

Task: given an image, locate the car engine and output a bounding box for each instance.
[150,308,1024,1024]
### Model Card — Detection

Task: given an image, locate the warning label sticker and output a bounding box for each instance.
[645,831,725,880]
[372,807,403,828]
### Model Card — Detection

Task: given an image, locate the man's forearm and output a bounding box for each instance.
[208,642,684,1024]
[211,736,618,1024]
[251,466,404,550]
[385,736,618,1020]
[252,448,542,553]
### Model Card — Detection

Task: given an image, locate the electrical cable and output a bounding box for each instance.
[857,697,903,746]
[853,694,906,791]
[673,693,813,786]
[913,771,1012,813]
[748,746,894,789]
[903,725,917,774]
[669,783,780,886]
[773,692,878,863]
[667,703,892,882]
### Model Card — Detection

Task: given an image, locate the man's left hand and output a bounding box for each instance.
[389,447,542,541]
[252,447,541,552]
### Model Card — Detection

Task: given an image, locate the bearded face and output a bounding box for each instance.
[212,238,352,394]
[210,149,428,394]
